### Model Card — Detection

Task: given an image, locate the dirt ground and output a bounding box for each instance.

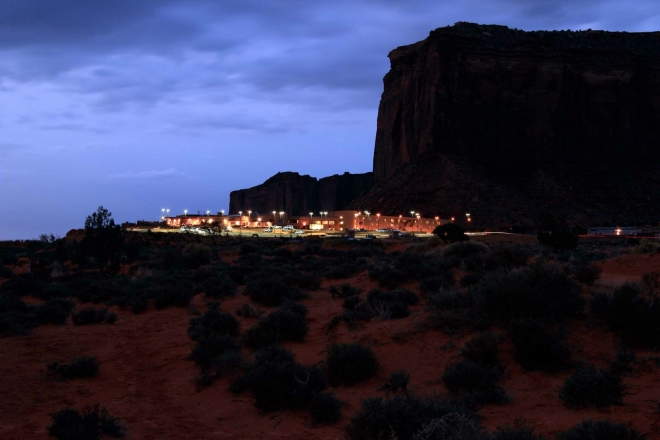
[1,242,660,439]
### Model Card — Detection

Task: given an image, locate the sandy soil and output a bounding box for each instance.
[2,250,660,439]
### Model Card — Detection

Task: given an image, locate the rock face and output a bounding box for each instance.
[229,171,373,216]
[362,22,660,226]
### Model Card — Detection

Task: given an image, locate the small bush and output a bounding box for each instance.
[190,334,241,370]
[71,308,116,325]
[231,346,326,412]
[47,403,124,440]
[632,239,660,254]
[297,273,321,290]
[570,261,602,285]
[556,420,646,440]
[559,366,624,408]
[366,289,418,320]
[326,343,378,386]
[181,243,211,268]
[34,298,76,325]
[419,273,456,295]
[330,284,362,299]
[382,369,409,393]
[441,241,489,261]
[442,360,507,405]
[345,394,475,440]
[343,295,362,311]
[310,392,345,425]
[235,303,264,318]
[461,332,500,366]
[200,274,237,298]
[152,286,194,309]
[488,420,548,440]
[412,413,481,440]
[509,319,572,372]
[188,304,240,340]
[243,306,308,349]
[244,276,305,306]
[48,357,99,380]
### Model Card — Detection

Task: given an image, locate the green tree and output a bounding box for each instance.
[537,215,578,251]
[432,223,469,243]
[82,206,124,271]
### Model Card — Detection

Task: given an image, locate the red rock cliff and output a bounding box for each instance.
[374,22,660,182]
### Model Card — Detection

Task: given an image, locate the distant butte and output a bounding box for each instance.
[233,23,660,227]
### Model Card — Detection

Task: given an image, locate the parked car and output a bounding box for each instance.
[376,229,388,233]
[283,225,294,231]
[294,230,305,235]
[272,225,283,229]
[359,228,366,232]
[264,227,273,232]
[365,234,377,239]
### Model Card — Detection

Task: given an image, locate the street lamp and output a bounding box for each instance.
[184,209,187,217]
[206,210,210,216]
[376,213,380,230]
[309,212,313,228]
[451,216,455,222]
[416,213,421,232]
[279,211,285,223]
[466,213,471,223]
[220,210,225,216]
[166,209,170,217]
[364,211,370,230]
[248,210,252,228]
[239,211,242,230]
[435,216,439,228]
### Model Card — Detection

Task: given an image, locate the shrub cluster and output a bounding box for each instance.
[381,369,409,393]
[569,260,602,285]
[47,357,99,380]
[244,275,306,306]
[366,289,419,320]
[231,346,343,424]
[48,403,124,440]
[326,343,378,386]
[235,303,264,318]
[556,420,645,440]
[243,302,308,349]
[0,293,75,336]
[509,319,572,372]
[345,394,475,440]
[329,284,362,299]
[591,282,660,349]
[72,307,117,325]
[460,332,500,366]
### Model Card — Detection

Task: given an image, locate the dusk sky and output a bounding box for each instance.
[2,0,659,239]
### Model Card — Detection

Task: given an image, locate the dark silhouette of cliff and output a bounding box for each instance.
[229,172,373,216]
[358,22,660,227]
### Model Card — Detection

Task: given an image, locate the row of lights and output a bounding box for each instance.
[161,208,226,221]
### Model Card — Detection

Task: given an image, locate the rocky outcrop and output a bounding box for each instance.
[374,22,660,182]
[229,171,373,216]
[362,22,660,226]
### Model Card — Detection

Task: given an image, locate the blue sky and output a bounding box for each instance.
[2,0,659,239]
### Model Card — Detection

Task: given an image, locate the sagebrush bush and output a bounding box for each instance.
[48,357,99,380]
[509,319,572,372]
[345,394,475,440]
[632,239,660,254]
[152,286,194,309]
[181,243,211,268]
[72,307,116,325]
[34,298,76,325]
[382,369,409,393]
[244,276,305,306]
[47,403,124,440]
[590,281,660,349]
[235,303,264,318]
[412,413,481,440]
[461,332,500,366]
[559,366,624,408]
[442,360,507,405]
[188,304,239,340]
[441,241,490,266]
[366,289,418,320]
[310,391,345,425]
[330,284,362,299]
[570,261,602,285]
[471,262,584,323]
[556,420,646,440]
[199,274,237,298]
[327,343,378,386]
[243,305,308,349]
[189,334,241,370]
[342,295,362,311]
[488,421,548,440]
[231,346,326,412]
[419,273,456,296]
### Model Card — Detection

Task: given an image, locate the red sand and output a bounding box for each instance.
[2,252,660,439]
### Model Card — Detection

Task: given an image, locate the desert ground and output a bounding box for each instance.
[1,232,660,439]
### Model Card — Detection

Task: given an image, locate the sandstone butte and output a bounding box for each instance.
[233,22,660,228]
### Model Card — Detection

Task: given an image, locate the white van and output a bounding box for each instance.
[283,225,294,231]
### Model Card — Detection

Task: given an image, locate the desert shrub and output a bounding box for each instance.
[570,261,602,285]
[326,343,378,386]
[442,241,489,262]
[459,273,483,288]
[243,305,308,349]
[488,421,548,440]
[368,260,406,288]
[34,283,75,300]
[419,272,456,296]
[328,302,377,331]
[366,289,418,320]
[471,262,584,324]
[433,224,469,244]
[556,420,646,440]
[0,266,13,278]
[461,332,500,366]
[240,242,262,255]
[412,413,481,440]
[152,286,194,309]
[509,319,571,372]
[559,366,624,408]
[188,304,239,340]
[47,403,124,440]
[330,284,362,299]
[0,274,46,296]
[48,357,99,380]
[343,295,362,311]
[590,282,660,349]
[296,273,321,290]
[131,297,148,314]
[642,271,660,296]
[235,303,264,318]
[442,360,507,405]
[181,243,211,268]
[382,369,409,393]
[34,298,76,325]
[199,274,237,298]
[71,307,116,325]
[244,276,305,306]
[231,346,326,412]
[345,394,475,440]
[190,334,241,369]
[632,239,660,254]
[310,391,345,425]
